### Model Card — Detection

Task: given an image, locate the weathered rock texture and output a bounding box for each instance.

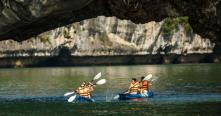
[0,16,214,57]
[0,0,220,46]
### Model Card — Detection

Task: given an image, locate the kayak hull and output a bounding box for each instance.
[119,91,154,100]
[76,96,95,103]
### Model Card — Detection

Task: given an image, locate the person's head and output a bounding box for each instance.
[141,76,145,81]
[88,84,93,88]
[80,81,86,87]
[132,78,137,82]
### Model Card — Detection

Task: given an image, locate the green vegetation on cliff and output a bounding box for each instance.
[38,33,50,43]
[162,17,193,38]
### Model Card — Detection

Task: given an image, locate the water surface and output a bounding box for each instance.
[0,64,221,115]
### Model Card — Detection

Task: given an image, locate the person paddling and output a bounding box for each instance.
[75,81,88,98]
[86,82,95,98]
[75,81,95,99]
[126,78,140,94]
[139,76,149,96]
[75,81,86,92]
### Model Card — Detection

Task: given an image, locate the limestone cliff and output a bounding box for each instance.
[0,16,214,57]
[0,0,220,47]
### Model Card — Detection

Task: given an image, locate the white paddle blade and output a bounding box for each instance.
[144,74,153,81]
[113,95,119,100]
[68,95,77,102]
[96,79,106,85]
[150,76,159,82]
[64,92,75,96]
[93,72,102,80]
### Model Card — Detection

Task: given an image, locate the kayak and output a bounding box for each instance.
[75,96,95,103]
[119,91,154,100]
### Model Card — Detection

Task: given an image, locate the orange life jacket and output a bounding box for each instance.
[129,82,139,93]
[87,86,94,98]
[140,80,149,90]
[77,87,90,98]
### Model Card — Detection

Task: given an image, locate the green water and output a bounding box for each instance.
[0,64,221,115]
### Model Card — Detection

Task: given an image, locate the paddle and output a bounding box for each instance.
[113,74,153,100]
[143,74,153,81]
[68,95,77,102]
[91,72,102,82]
[114,94,120,100]
[64,91,75,97]
[95,79,106,85]
[67,79,107,102]
[64,72,102,97]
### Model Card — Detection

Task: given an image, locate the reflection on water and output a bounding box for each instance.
[0,64,221,115]
[1,64,221,100]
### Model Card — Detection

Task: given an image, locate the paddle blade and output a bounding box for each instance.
[150,76,159,82]
[68,95,77,102]
[114,95,119,100]
[93,72,102,81]
[144,74,153,81]
[64,92,75,96]
[96,79,106,85]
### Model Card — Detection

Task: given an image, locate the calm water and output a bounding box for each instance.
[0,64,221,115]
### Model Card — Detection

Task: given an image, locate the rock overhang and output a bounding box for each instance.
[0,0,220,47]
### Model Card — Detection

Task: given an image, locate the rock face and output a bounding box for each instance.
[0,0,93,40]
[0,0,220,46]
[0,16,214,57]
